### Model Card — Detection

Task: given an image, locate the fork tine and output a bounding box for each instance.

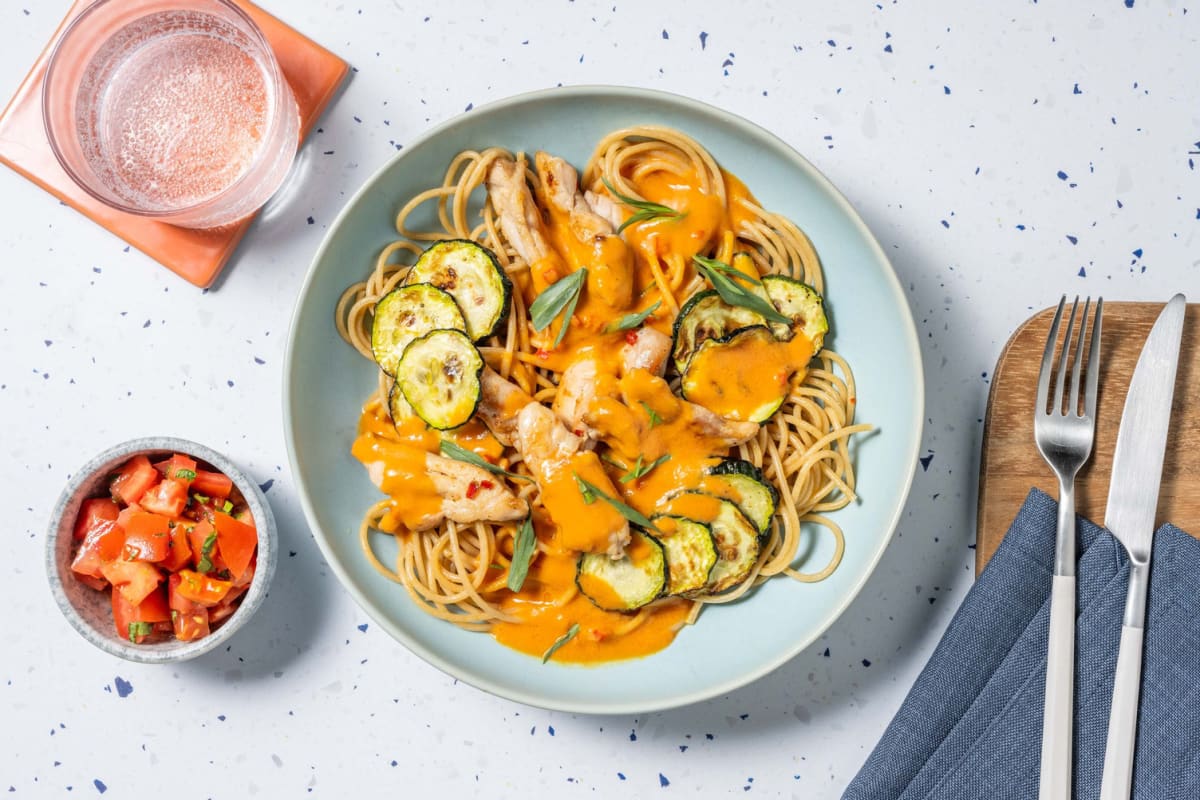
[1052,297,1079,415]
[1037,296,1066,416]
[1069,298,1090,416]
[1084,297,1103,418]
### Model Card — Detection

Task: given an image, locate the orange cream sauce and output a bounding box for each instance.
[683,329,815,421]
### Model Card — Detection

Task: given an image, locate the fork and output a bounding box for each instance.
[1034,295,1103,800]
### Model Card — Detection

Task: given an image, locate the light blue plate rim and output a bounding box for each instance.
[283,84,924,714]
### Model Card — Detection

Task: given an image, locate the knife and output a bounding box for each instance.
[1098,293,1187,800]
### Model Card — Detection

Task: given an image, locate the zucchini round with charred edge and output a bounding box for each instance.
[406,239,512,342]
[652,515,718,596]
[706,459,779,538]
[688,494,760,594]
[670,289,766,374]
[680,326,789,423]
[396,329,483,430]
[371,283,467,376]
[760,274,828,351]
[576,530,667,611]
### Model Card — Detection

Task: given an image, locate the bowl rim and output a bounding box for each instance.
[282,84,925,712]
[45,435,278,663]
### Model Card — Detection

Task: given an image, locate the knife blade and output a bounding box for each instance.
[1099,292,1186,800]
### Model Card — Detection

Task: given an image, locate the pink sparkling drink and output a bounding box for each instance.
[43,0,299,229]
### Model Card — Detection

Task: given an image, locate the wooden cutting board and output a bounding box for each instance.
[976,301,1200,575]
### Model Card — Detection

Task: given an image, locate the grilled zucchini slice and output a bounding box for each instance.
[701,497,761,594]
[371,283,467,376]
[680,326,789,423]
[652,515,718,596]
[576,530,667,611]
[670,289,766,374]
[396,329,483,430]
[706,459,779,537]
[760,274,828,351]
[406,239,512,342]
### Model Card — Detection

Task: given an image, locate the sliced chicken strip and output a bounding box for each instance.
[683,403,760,450]
[516,402,630,558]
[583,189,623,230]
[363,452,527,532]
[551,357,603,438]
[619,327,672,377]
[486,157,555,268]
[478,367,535,447]
[534,151,615,243]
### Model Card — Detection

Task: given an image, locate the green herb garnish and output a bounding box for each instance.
[196,531,218,573]
[175,468,197,481]
[639,401,663,428]
[574,473,597,505]
[542,623,581,663]
[192,493,211,504]
[438,440,532,482]
[620,454,671,484]
[603,300,662,333]
[529,268,588,347]
[221,500,233,514]
[602,178,685,233]
[507,515,537,592]
[694,254,762,286]
[128,621,153,642]
[692,255,791,325]
[573,475,658,530]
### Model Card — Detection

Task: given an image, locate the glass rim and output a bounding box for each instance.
[41,0,294,222]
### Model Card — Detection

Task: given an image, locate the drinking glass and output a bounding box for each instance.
[42,0,300,229]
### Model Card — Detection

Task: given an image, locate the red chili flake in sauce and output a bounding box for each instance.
[480,480,494,490]
[466,481,480,499]
[535,348,550,361]
[624,329,639,345]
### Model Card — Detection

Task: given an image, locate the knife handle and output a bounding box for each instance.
[1038,574,1075,800]
[1099,623,1145,800]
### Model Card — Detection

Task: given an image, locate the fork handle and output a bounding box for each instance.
[1038,574,1076,800]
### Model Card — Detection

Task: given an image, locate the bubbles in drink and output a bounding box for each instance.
[75,10,274,213]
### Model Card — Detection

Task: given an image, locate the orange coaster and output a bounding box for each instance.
[0,0,349,288]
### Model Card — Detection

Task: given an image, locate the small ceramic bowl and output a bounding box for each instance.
[46,437,277,662]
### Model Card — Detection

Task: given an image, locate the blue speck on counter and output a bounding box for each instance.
[548,726,555,736]
[884,44,893,52]
[699,31,707,49]
[1057,170,1068,180]
[357,623,368,632]
[114,677,133,698]
[862,659,872,667]
[217,714,226,721]
[943,86,951,94]
[823,647,830,657]
[629,730,637,741]
[1125,0,1134,6]
[1016,224,1026,230]
[254,357,265,365]
[617,773,626,781]
[662,29,668,39]
[259,479,274,493]
[1073,83,1082,94]
[93,779,107,794]
[1132,248,1143,258]
[659,774,670,787]
[306,216,314,225]
[1078,267,1087,277]
[1066,235,1078,244]
[919,453,934,471]
[827,39,836,46]
[940,220,949,228]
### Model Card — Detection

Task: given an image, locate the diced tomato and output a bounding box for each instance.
[186,520,216,569]
[70,516,127,579]
[73,498,119,541]
[138,478,188,517]
[110,455,159,506]
[99,559,163,606]
[112,585,170,643]
[152,454,198,485]
[120,512,172,562]
[191,469,233,502]
[167,573,211,642]
[76,574,109,592]
[174,569,232,607]
[159,521,193,572]
[213,511,257,582]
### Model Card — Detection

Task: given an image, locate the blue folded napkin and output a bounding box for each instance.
[844,488,1200,800]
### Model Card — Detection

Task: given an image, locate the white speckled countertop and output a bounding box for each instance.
[3,1,1197,797]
